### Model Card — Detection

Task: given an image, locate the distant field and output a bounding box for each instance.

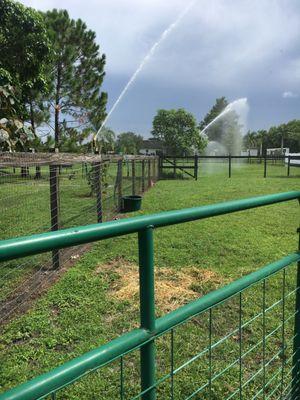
[0,162,299,399]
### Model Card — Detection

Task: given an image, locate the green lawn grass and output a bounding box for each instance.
[0,162,299,399]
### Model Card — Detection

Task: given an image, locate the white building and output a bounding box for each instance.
[285,153,300,166]
[266,147,289,156]
[241,149,258,156]
[139,139,166,156]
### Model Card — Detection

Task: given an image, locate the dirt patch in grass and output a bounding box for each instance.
[95,258,224,313]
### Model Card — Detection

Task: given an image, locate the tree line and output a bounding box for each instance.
[1,0,299,156]
[244,121,300,155]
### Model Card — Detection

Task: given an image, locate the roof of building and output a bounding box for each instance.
[141,139,165,150]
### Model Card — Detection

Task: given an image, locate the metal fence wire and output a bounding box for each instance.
[158,155,300,180]
[0,152,159,324]
[0,191,299,400]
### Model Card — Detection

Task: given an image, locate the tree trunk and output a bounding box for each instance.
[55,65,62,150]
[29,100,36,135]
[29,100,42,179]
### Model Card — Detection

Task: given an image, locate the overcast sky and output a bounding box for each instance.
[21,0,300,137]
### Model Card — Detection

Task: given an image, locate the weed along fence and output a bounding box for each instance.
[0,191,299,399]
[159,155,300,180]
[0,152,159,323]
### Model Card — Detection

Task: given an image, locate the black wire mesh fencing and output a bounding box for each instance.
[158,155,300,180]
[0,152,159,323]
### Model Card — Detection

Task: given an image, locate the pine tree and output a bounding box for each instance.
[199,97,228,142]
[44,9,107,150]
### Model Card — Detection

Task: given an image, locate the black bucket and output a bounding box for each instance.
[121,195,142,212]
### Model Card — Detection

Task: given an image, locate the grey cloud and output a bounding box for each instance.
[20,0,300,135]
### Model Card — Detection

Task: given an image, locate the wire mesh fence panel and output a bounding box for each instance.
[0,152,158,325]
[0,191,299,400]
[3,259,297,400]
[59,163,97,228]
[196,156,300,179]
[0,157,54,323]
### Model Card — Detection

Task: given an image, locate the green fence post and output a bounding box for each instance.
[288,155,291,177]
[228,155,231,178]
[292,226,300,400]
[138,227,156,400]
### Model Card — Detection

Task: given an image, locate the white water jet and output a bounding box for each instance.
[200,98,249,136]
[95,0,196,143]
[201,97,249,157]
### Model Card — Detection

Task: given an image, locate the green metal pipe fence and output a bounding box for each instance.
[0,191,299,400]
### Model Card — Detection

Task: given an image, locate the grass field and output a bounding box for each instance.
[0,162,299,399]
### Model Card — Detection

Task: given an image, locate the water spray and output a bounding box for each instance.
[93,0,197,148]
[200,98,249,135]
[201,98,249,157]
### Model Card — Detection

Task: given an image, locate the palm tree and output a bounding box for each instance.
[94,127,116,154]
[256,130,267,156]
[244,131,258,154]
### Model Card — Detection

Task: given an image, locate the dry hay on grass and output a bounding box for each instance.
[95,258,224,313]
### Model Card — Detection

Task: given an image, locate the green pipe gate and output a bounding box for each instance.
[0,191,300,399]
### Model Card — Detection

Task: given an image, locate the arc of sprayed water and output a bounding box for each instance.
[199,98,248,135]
[199,107,232,135]
[94,0,197,143]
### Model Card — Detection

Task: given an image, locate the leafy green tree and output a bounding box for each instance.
[243,131,257,151]
[0,0,52,153]
[0,0,51,136]
[284,121,300,151]
[0,0,51,91]
[0,84,36,151]
[199,97,228,142]
[152,109,206,155]
[43,9,107,149]
[243,123,300,154]
[256,130,267,155]
[116,131,143,154]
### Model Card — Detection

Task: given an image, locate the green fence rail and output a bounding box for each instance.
[0,191,299,400]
